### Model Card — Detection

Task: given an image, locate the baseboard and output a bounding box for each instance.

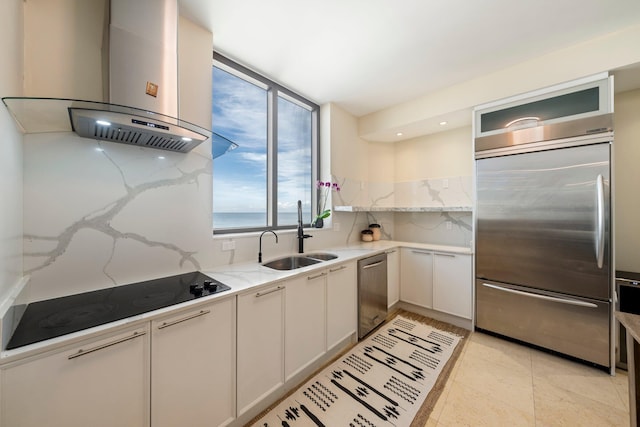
[396,301,473,330]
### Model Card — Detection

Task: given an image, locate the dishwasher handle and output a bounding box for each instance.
[362,260,384,270]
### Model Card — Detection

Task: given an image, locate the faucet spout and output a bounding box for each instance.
[258,230,278,263]
[297,200,312,253]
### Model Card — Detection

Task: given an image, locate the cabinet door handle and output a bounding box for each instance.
[68,331,146,360]
[481,283,598,308]
[411,250,431,255]
[435,252,456,257]
[308,272,327,280]
[255,286,284,298]
[330,265,347,273]
[157,309,211,330]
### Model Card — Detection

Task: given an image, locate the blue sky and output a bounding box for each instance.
[212,67,312,217]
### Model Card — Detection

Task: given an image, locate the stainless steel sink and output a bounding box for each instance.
[305,253,338,261]
[263,256,321,270]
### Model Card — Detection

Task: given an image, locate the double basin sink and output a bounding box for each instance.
[263,253,338,270]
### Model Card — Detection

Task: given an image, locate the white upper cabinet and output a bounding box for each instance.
[474,75,613,143]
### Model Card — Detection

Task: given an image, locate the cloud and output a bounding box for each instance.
[238,152,267,170]
[212,65,314,221]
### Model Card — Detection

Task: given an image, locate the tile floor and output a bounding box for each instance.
[427,332,630,426]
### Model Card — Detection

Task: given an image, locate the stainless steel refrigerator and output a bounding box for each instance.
[475,135,612,368]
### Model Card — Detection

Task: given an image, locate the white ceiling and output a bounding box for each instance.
[179,0,640,120]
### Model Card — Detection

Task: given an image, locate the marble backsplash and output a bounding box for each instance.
[394,211,472,248]
[22,133,218,301]
[18,134,473,303]
[332,175,473,247]
[19,134,368,302]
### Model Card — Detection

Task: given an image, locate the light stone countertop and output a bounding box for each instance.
[1,240,471,362]
[201,240,471,294]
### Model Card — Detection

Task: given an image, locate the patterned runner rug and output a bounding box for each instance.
[252,314,464,427]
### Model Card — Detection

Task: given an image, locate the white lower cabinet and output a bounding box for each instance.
[1,297,238,427]
[386,249,400,307]
[400,248,434,308]
[0,258,362,427]
[433,252,472,319]
[236,284,285,416]
[400,247,472,319]
[236,261,358,417]
[326,261,357,351]
[285,271,327,381]
[1,325,150,427]
[151,298,235,427]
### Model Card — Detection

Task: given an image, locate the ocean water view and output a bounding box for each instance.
[213,212,309,229]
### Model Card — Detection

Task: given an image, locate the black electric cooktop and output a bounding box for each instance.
[6,271,230,350]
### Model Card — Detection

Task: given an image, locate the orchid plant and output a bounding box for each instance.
[315,180,341,223]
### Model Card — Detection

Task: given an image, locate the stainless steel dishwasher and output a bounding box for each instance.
[358,253,388,339]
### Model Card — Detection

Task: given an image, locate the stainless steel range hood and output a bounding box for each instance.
[2,0,235,156]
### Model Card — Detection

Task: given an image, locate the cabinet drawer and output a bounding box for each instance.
[476,280,610,366]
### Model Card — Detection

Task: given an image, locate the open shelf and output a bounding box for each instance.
[334,206,472,213]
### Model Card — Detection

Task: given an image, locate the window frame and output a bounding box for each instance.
[212,52,320,235]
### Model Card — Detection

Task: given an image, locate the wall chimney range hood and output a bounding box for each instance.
[2,0,236,157]
[2,97,211,153]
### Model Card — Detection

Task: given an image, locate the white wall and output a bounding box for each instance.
[395,126,472,181]
[614,88,640,271]
[0,0,24,303]
[326,103,396,241]
[24,0,106,100]
[327,103,369,182]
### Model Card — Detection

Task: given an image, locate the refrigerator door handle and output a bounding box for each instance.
[595,174,605,269]
[481,283,599,308]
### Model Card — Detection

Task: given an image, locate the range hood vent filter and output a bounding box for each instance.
[70,108,206,153]
[94,126,143,144]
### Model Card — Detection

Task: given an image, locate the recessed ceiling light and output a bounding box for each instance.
[396,132,403,137]
[439,121,448,126]
[96,120,111,126]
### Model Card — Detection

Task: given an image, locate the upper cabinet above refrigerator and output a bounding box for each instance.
[474,73,614,156]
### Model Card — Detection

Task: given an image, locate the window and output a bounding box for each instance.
[212,53,319,234]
